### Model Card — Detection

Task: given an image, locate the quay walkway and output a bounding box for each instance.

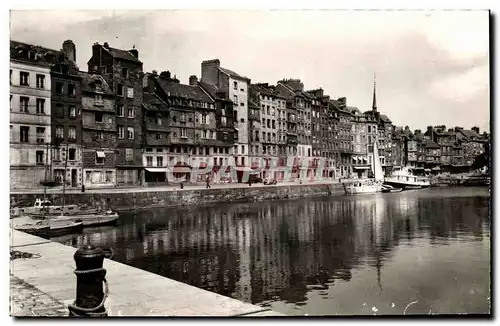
[10,179,342,195]
[10,230,285,317]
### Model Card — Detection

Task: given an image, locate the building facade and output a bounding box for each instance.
[87,42,144,186]
[80,72,117,188]
[50,40,83,189]
[10,41,52,189]
[201,59,250,170]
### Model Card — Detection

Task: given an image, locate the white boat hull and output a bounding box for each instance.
[53,213,120,227]
[343,180,383,194]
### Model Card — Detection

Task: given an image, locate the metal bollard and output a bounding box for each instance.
[68,245,113,317]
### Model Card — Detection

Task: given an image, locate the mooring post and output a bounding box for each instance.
[68,245,113,317]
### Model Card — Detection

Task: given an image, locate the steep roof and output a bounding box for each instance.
[459,129,481,141]
[142,92,169,111]
[380,114,392,123]
[103,46,142,64]
[10,39,59,67]
[79,71,113,95]
[219,67,249,81]
[156,78,213,103]
[424,139,440,149]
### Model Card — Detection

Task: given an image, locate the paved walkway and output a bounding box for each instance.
[11,179,342,195]
[10,275,68,317]
[10,230,286,317]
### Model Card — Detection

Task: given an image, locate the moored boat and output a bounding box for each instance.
[381,184,403,193]
[384,166,430,190]
[344,141,384,195]
[12,198,98,218]
[53,211,120,227]
[15,218,83,237]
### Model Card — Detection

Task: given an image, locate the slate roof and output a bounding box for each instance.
[79,71,113,95]
[219,67,249,81]
[380,114,392,123]
[103,46,142,63]
[460,129,481,140]
[142,92,169,111]
[424,139,440,149]
[10,40,60,67]
[156,78,213,103]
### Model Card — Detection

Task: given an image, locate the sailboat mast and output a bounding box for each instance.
[61,142,69,213]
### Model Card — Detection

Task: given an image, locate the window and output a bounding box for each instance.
[95,94,103,104]
[106,171,112,183]
[36,99,45,114]
[56,82,64,95]
[233,95,238,105]
[157,156,163,167]
[69,106,76,117]
[20,126,29,142]
[36,74,45,89]
[68,148,76,161]
[118,126,124,139]
[127,127,134,140]
[10,70,12,85]
[203,130,207,139]
[221,108,226,116]
[20,97,29,113]
[96,152,104,165]
[368,126,371,133]
[56,126,64,139]
[212,131,216,139]
[146,156,153,166]
[121,67,128,77]
[156,133,162,140]
[68,84,75,96]
[117,84,124,96]
[180,128,187,138]
[233,81,238,90]
[36,151,44,165]
[68,127,76,140]
[95,112,103,123]
[156,117,162,125]
[96,131,103,140]
[36,127,45,143]
[10,95,12,111]
[240,102,244,107]
[201,114,206,124]
[117,105,124,117]
[127,87,134,98]
[221,116,227,125]
[20,72,29,86]
[127,107,134,118]
[126,148,134,162]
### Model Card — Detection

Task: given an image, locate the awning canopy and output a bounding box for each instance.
[425,168,431,172]
[353,166,370,170]
[146,167,171,173]
[96,151,106,158]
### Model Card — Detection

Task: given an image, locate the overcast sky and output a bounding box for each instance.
[9,10,490,132]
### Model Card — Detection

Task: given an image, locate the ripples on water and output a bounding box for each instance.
[53,187,491,316]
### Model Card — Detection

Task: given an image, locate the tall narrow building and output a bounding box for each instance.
[87,42,144,186]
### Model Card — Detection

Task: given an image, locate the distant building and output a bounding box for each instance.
[10,40,53,189]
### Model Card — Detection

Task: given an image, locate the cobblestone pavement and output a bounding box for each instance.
[10,275,68,317]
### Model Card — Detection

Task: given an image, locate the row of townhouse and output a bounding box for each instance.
[10,39,490,189]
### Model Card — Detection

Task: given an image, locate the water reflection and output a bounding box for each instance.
[52,187,490,315]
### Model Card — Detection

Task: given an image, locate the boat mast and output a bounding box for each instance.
[61,142,69,215]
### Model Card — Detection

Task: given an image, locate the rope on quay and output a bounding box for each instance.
[67,267,109,317]
[231,308,273,317]
[10,241,52,248]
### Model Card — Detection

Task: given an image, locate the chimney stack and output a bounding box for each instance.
[103,42,109,49]
[189,75,198,86]
[129,45,138,59]
[62,40,76,62]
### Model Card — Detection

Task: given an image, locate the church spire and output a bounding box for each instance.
[372,73,377,112]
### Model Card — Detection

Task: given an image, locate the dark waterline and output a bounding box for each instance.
[52,187,491,315]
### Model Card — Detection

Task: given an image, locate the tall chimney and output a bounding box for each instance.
[201,59,220,85]
[62,40,76,62]
[103,42,110,49]
[189,75,198,86]
[129,45,138,59]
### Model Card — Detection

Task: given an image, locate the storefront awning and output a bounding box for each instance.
[353,166,370,170]
[146,167,171,173]
[96,151,106,158]
[425,168,431,172]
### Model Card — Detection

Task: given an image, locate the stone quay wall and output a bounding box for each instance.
[10,183,345,212]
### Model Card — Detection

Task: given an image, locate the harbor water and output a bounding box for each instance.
[52,187,491,315]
